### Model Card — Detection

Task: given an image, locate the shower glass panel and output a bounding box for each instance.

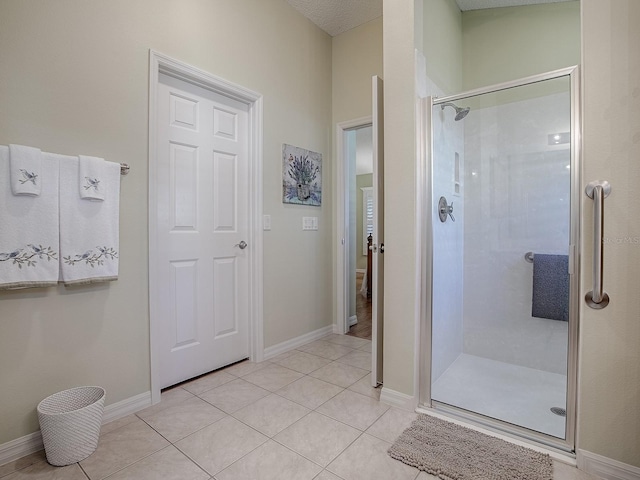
[430,73,574,442]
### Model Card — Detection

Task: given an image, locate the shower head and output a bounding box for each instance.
[441,102,471,121]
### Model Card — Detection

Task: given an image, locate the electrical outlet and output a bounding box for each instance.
[263,215,271,231]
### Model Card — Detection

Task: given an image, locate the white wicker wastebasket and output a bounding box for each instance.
[37,386,105,466]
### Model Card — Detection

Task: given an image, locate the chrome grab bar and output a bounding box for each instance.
[585,181,611,309]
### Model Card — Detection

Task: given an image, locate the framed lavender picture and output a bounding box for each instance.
[282,144,322,206]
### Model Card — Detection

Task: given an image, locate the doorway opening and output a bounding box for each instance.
[345,125,374,340]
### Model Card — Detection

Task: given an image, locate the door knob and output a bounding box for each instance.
[235,241,248,249]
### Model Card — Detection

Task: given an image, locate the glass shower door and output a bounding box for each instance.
[428,69,578,446]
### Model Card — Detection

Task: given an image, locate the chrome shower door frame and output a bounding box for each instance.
[418,66,581,453]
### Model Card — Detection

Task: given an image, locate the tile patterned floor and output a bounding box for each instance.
[1,334,599,480]
[347,272,372,340]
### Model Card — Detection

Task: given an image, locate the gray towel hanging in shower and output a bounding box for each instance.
[531,254,569,321]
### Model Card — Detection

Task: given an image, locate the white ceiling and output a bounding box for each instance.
[286,0,382,37]
[287,0,575,37]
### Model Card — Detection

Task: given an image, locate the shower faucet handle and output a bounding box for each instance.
[438,196,455,222]
[447,202,455,222]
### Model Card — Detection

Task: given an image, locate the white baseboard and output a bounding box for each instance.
[379,387,418,411]
[263,325,333,360]
[0,431,43,468]
[102,391,152,424]
[578,450,640,480]
[349,315,358,326]
[0,390,152,466]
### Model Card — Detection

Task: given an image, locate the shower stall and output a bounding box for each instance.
[420,66,580,452]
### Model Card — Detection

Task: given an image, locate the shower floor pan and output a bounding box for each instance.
[431,354,566,439]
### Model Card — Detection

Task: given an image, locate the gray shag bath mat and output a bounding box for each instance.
[388,414,553,480]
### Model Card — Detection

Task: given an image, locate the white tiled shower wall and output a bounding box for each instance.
[430,80,465,382]
[461,90,571,374]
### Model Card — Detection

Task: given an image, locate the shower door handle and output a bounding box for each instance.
[585,181,611,309]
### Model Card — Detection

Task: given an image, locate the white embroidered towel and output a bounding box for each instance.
[78,155,106,201]
[10,144,42,196]
[0,146,59,289]
[60,156,120,285]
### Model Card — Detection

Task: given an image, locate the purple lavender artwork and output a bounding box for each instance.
[282,144,322,206]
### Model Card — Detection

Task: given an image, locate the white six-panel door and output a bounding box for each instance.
[156,73,250,388]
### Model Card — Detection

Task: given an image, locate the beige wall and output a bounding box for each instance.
[332,17,383,125]
[579,0,640,467]
[0,0,332,445]
[382,0,418,396]
[421,0,463,94]
[462,2,581,90]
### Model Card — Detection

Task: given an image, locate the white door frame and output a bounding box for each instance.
[148,50,264,404]
[335,116,372,335]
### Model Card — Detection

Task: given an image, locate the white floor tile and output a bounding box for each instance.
[276,376,344,410]
[0,450,46,478]
[232,393,310,437]
[101,414,140,436]
[272,351,332,374]
[313,471,344,480]
[79,420,169,480]
[176,416,268,476]
[140,396,226,442]
[215,440,322,480]
[334,350,372,371]
[327,434,419,480]
[102,445,208,480]
[136,387,193,421]
[321,334,370,350]
[223,360,271,378]
[309,362,369,388]
[241,364,304,392]
[7,341,596,480]
[198,378,270,414]
[347,374,381,400]
[316,390,389,431]
[181,371,236,396]
[1,462,87,480]
[297,341,355,361]
[366,407,418,444]
[274,412,361,467]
